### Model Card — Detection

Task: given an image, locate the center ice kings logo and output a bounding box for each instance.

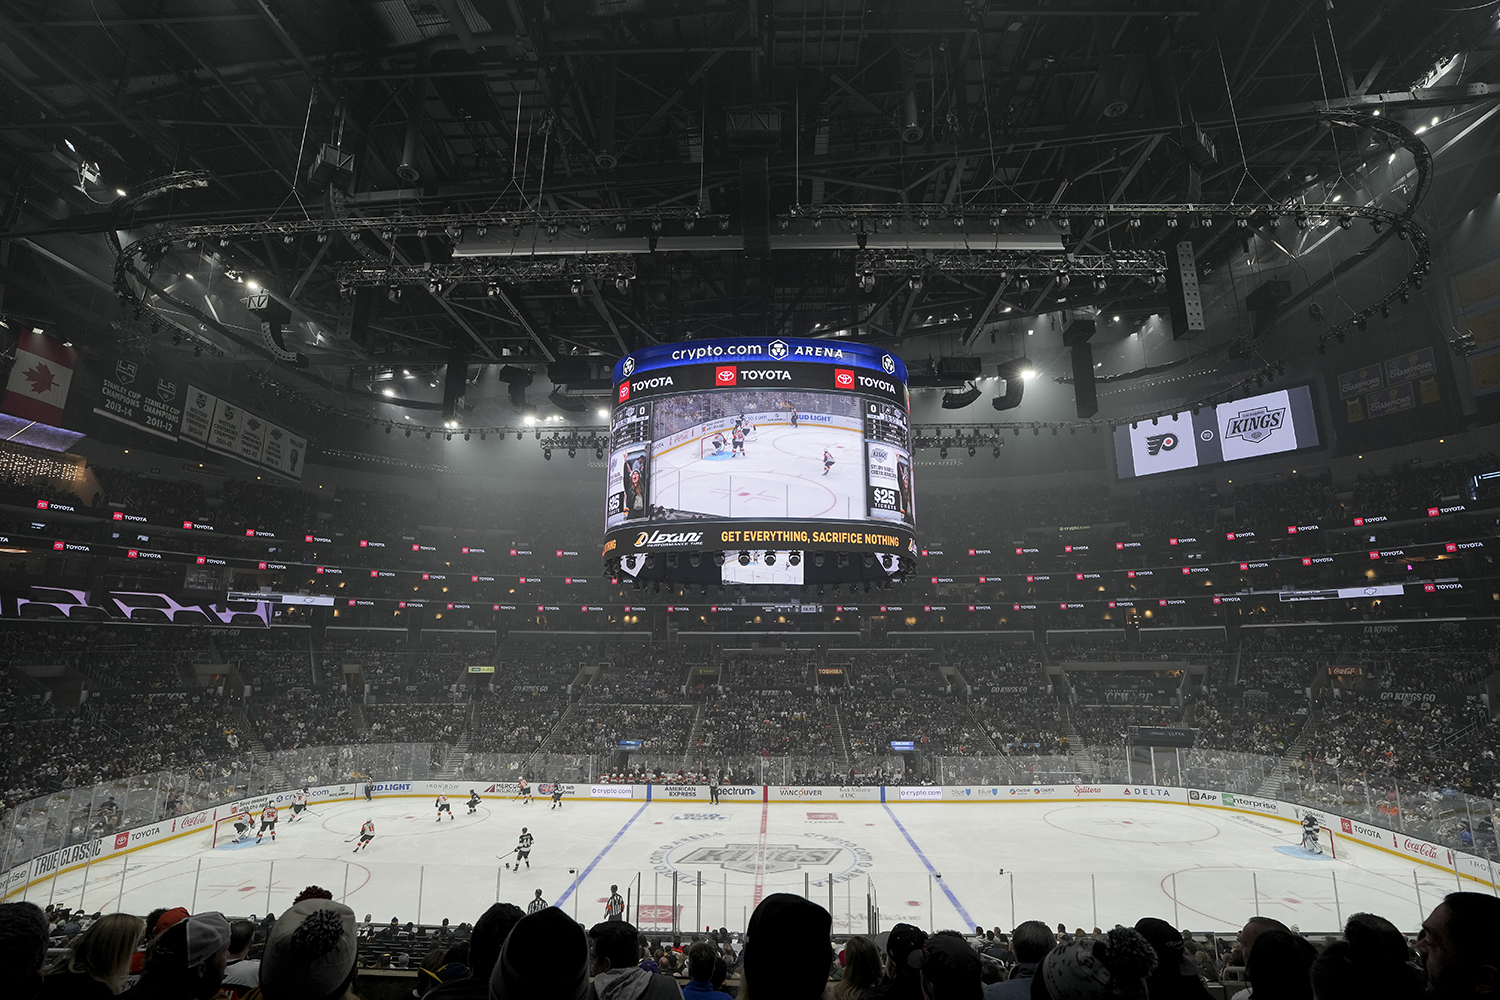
[768,340,790,360]
[677,843,840,874]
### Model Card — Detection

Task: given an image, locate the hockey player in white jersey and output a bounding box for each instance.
[435,793,453,821]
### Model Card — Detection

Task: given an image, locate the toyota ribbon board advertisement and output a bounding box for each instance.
[1113,385,1322,480]
[605,338,915,577]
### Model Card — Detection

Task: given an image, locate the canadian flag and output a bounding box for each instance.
[3,332,76,425]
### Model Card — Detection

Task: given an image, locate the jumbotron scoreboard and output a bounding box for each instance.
[603,337,916,587]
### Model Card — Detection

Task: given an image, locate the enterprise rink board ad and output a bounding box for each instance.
[1113,385,1321,480]
[604,338,915,559]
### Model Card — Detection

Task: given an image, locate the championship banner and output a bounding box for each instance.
[93,360,185,440]
[177,385,306,480]
[4,331,77,425]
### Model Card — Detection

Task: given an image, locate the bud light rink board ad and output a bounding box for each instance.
[604,338,916,566]
[1112,385,1321,480]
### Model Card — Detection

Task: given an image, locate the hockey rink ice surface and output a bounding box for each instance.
[16,798,1472,934]
[651,421,867,522]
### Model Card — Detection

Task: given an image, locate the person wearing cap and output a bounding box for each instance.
[1133,918,1211,1000]
[1,902,52,1000]
[121,911,232,1000]
[866,923,928,1000]
[258,898,360,1000]
[589,920,683,1000]
[983,921,1052,1000]
[1031,928,1157,1000]
[908,931,982,1000]
[741,894,832,1000]
[491,907,593,1000]
[428,903,524,1000]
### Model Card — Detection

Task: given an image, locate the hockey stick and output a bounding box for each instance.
[495,849,517,861]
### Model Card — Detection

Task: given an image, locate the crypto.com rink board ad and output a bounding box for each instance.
[1113,385,1322,480]
[604,338,915,560]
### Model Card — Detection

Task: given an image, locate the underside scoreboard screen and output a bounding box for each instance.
[604,337,915,561]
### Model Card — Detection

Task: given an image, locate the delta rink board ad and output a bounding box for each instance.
[603,338,917,559]
[6,782,1495,900]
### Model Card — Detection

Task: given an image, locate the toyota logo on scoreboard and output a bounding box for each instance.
[715,366,738,385]
[834,368,855,388]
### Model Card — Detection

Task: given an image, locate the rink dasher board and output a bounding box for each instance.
[6,782,1496,901]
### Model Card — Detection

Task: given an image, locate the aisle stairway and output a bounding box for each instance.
[826,701,852,772]
[681,704,706,767]
[1256,709,1321,798]
[437,706,472,779]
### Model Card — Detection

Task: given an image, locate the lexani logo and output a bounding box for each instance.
[881,354,896,374]
[768,339,790,360]
[621,356,635,376]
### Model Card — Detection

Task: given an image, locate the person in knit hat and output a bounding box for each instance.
[742,893,833,1000]
[867,923,928,1000]
[1032,928,1156,1000]
[259,899,359,1000]
[489,907,592,1000]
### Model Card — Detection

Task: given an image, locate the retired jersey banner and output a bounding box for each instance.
[176,385,306,480]
[4,332,77,425]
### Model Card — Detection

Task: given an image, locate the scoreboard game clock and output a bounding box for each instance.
[603,337,917,587]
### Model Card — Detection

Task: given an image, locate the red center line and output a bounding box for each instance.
[751,799,770,908]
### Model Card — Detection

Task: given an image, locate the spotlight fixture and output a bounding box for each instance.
[543,448,552,460]
[738,552,751,566]
[787,551,801,566]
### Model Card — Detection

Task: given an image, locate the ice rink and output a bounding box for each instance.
[14,796,1466,935]
[651,420,866,521]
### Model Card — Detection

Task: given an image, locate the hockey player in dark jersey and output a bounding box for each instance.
[468,790,481,815]
[550,785,564,809]
[511,828,533,869]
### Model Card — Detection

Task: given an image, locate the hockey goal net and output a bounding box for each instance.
[210,801,269,848]
[1304,825,1338,859]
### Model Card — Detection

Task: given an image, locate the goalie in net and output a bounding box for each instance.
[1301,813,1335,857]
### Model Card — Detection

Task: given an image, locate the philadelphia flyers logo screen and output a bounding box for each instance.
[1145,433,1178,456]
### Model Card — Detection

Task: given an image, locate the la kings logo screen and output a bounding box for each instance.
[1216,388,1299,461]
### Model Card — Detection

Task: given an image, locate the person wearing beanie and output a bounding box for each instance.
[489,907,592,1000]
[589,920,683,1000]
[984,922,1052,1000]
[741,893,833,1000]
[1242,930,1315,1000]
[121,912,232,1000]
[1310,912,1424,1000]
[1,902,51,1000]
[1131,919,1210,1000]
[1032,928,1156,1000]
[259,899,359,1000]
[866,923,929,1000]
[909,932,983,1000]
[428,903,525,1000]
